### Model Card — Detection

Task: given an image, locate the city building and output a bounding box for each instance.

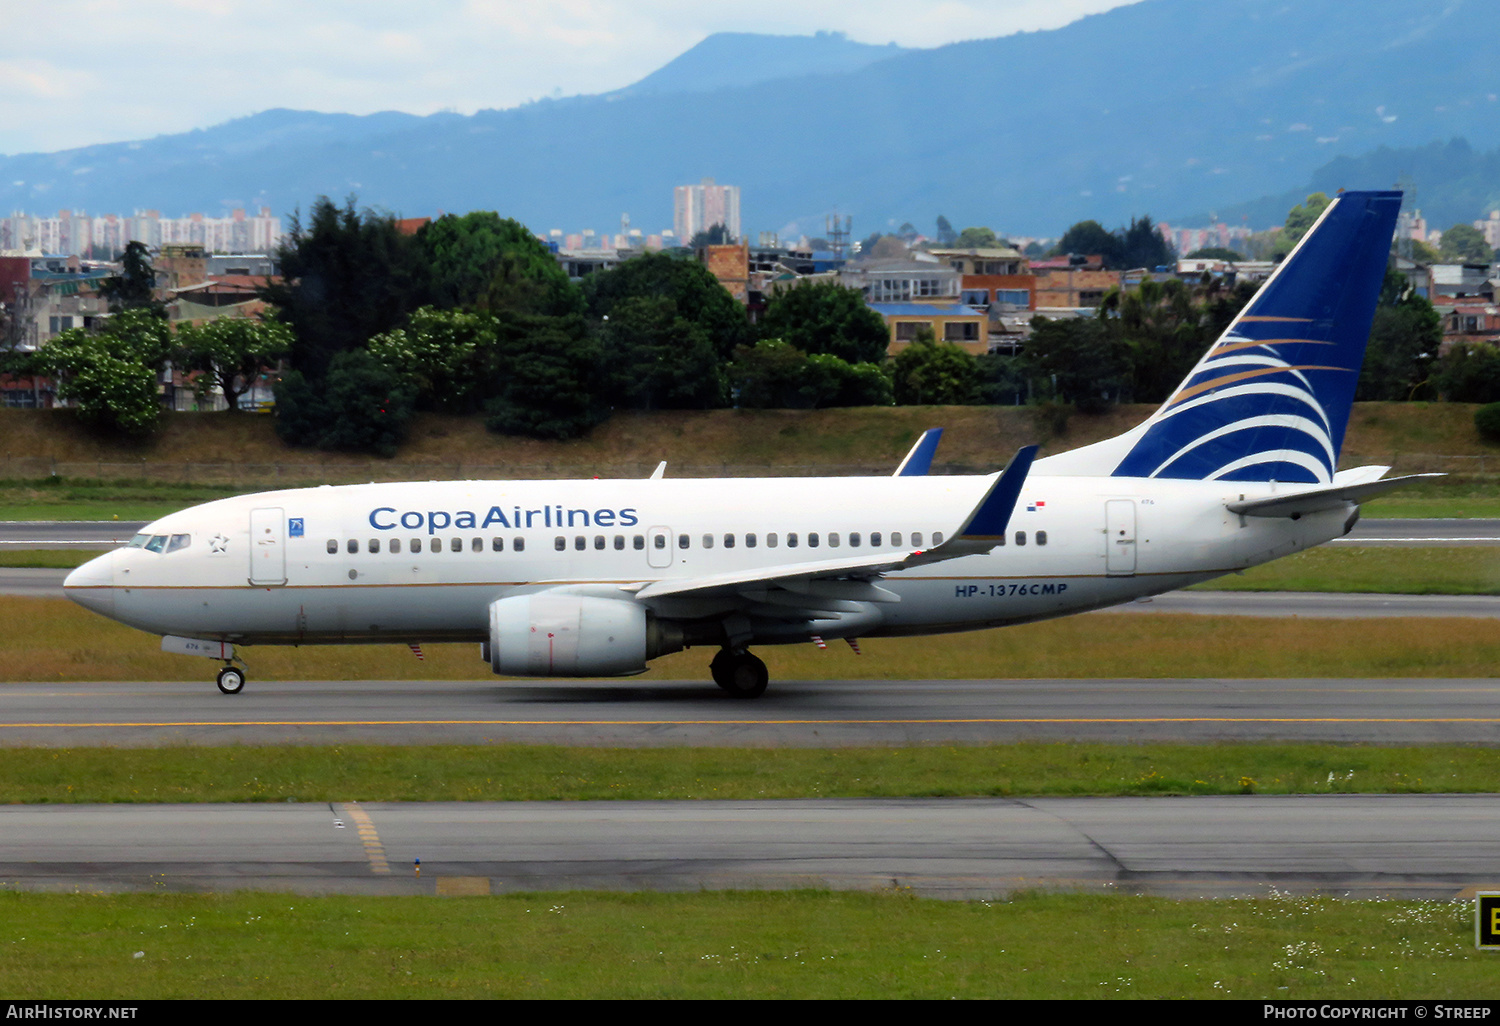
[674,178,741,242]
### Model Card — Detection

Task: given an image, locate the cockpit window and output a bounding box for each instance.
[144,535,168,553]
[128,534,149,548]
[165,534,191,554]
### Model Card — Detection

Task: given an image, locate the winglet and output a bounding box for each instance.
[956,445,1037,539]
[893,428,943,476]
[649,461,666,480]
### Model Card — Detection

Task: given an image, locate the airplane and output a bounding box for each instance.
[64,189,1422,699]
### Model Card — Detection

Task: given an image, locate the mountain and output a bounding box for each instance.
[605,31,908,99]
[2,0,1498,237]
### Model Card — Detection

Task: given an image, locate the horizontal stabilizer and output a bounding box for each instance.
[1227,473,1441,518]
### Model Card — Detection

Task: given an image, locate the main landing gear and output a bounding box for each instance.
[216,664,246,695]
[710,648,769,699]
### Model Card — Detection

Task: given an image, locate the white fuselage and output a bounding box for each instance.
[64,471,1351,648]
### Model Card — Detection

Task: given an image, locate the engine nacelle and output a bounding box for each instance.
[488,593,665,677]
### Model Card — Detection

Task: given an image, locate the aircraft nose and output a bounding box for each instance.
[63,552,115,617]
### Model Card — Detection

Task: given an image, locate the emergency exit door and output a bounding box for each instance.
[1105,500,1136,577]
[249,507,287,585]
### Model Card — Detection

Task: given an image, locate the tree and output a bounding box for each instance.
[1118,216,1174,269]
[581,251,750,362]
[757,281,889,365]
[1439,223,1494,263]
[688,223,734,247]
[1052,220,1120,266]
[955,226,1002,249]
[598,296,727,410]
[259,196,428,380]
[98,241,164,316]
[934,216,958,246]
[419,211,576,315]
[484,312,608,440]
[367,307,494,413]
[729,340,891,409]
[891,330,978,405]
[175,316,292,413]
[1184,247,1246,261]
[1023,317,1131,414]
[1356,270,1442,401]
[1433,341,1500,404]
[273,349,417,457]
[1274,193,1332,258]
[1097,277,1204,403]
[40,308,173,437]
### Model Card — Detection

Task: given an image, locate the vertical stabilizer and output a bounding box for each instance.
[1036,190,1401,483]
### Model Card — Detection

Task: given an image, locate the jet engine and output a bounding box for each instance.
[486,593,681,677]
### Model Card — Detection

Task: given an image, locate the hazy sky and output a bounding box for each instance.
[0,0,1136,155]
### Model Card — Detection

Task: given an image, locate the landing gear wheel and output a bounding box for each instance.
[216,666,245,695]
[711,650,768,699]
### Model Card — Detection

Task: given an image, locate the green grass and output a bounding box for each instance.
[0,549,104,569]
[0,890,1487,999]
[7,594,1500,681]
[0,743,1496,804]
[1192,546,1500,595]
[0,478,244,521]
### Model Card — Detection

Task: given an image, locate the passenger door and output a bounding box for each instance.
[249,507,287,585]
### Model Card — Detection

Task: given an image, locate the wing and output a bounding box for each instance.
[622,447,1037,633]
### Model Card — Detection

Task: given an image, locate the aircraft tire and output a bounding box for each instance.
[714,651,768,699]
[216,667,245,695]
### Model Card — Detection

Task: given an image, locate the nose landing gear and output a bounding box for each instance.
[709,648,769,699]
[216,664,246,695]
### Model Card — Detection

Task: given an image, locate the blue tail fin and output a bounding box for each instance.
[1109,190,1401,484]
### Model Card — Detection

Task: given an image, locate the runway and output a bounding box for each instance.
[3,795,1496,898]
[4,676,1500,745]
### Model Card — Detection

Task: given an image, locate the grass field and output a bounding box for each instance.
[0,889,1487,1000]
[4,594,1499,682]
[0,743,1495,803]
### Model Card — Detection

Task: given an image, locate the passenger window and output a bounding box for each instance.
[787,533,798,548]
[492,537,504,552]
[514,537,525,552]
[166,534,191,554]
[555,536,566,551]
[594,535,605,550]
[347,539,358,555]
[808,533,819,548]
[849,532,860,547]
[701,534,713,549]
[912,532,923,547]
[1037,530,1048,546]
[870,532,881,546]
[472,537,483,552]
[828,532,839,548]
[635,535,645,550]
[391,539,402,554]
[411,538,422,553]
[325,539,337,554]
[1015,531,1026,546]
[891,532,902,547]
[745,533,757,548]
[451,538,463,553]
[767,533,778,548]
[654,535,665,550]
[574,536,585,551]
[678,534,689,549]
[369,539,380,554]
[933,532,943,545]
[614,535,624,550]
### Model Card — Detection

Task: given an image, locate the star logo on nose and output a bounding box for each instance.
[209,534,229,554]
